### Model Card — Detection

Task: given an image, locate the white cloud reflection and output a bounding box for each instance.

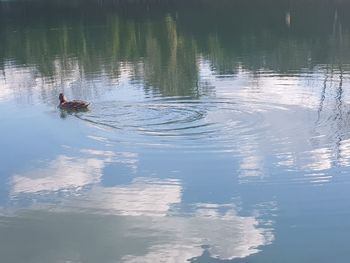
[199,61,350,181]
[0,200,274,262]
[67,178,182,217]
[121,204,273,262]
[9,147,274,262]
[0,66,34,102]
[238,144,263,178]
[301,147,332,171]
[339,138,350,166]
[12,155,104,193]
[12,149,138,194]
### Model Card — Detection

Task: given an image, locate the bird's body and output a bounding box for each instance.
[59,93,89,110]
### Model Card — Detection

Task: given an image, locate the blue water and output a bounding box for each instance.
[1,1,350,262]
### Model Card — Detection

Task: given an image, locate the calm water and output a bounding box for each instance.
[1,0,350,262]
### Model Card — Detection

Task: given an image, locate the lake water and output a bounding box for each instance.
[1,0,350,262]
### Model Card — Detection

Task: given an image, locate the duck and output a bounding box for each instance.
[59,93,90,110]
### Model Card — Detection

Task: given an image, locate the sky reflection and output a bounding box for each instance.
[12,148,139,195]
[2,1,350,262]
[6,148,274,262]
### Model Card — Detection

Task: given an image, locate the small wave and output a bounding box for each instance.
[75,97,268,151]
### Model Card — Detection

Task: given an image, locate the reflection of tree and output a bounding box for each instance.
[0,8,200,97]
[334,67,343,161]
[142,15,199,97]
[2,0,350,98]
[312,9,350,166]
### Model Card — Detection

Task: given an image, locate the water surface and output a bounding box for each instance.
[1,0,350,262]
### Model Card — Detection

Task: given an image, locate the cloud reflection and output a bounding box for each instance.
[68,178,182,217]
[12,149,138,194]
[0,201,274,262]
[12,155,104,193]
[121,204,273,262]
[9,149,274,262]
[0,65,35,102]
[199,62,350,181]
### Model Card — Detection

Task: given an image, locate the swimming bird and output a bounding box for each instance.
[59,93,89,110]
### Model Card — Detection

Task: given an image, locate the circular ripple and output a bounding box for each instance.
[76,97,268,150]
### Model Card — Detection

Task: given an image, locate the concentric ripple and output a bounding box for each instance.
[75,97,268,149]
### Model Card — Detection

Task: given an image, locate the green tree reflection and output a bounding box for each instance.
[1,0,350,98]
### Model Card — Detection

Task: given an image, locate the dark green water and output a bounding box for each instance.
[1,0,350,262]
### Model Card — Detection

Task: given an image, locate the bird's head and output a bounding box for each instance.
[59,93,66,104]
